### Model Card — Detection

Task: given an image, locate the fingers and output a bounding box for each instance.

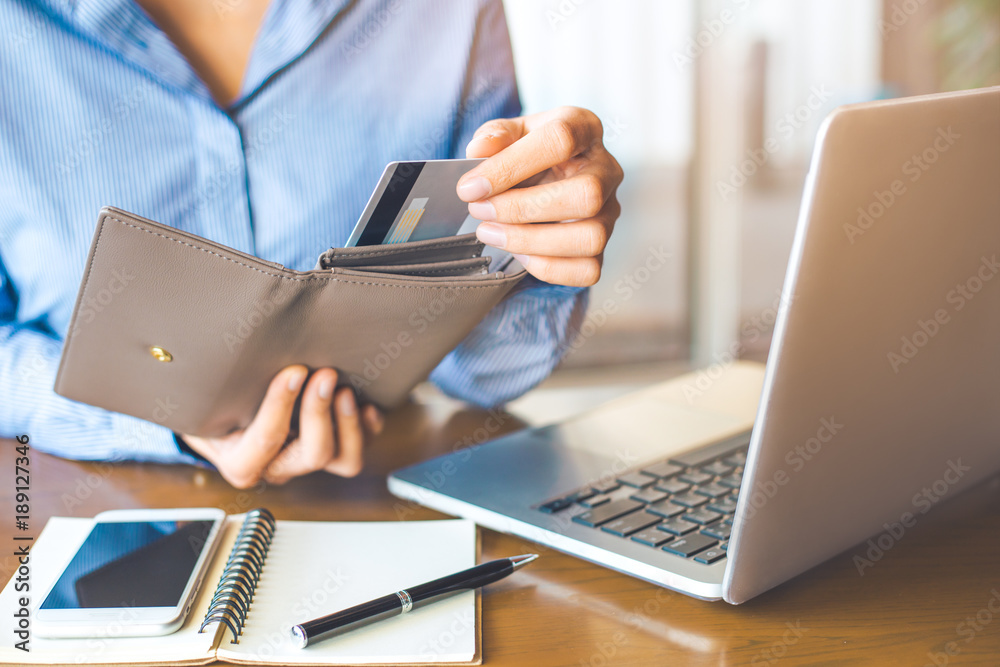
[464,118,521,159]
[362,404,385,437]
[457,107,603,201]
[324,388,365,477]
[261,374,370,484]
[458,107,623,284]
[476,197,619,259]
[190,366,376,489]
[223,365,307,488]
[177,432,227,470]
[513,253,604,287]
[468,157,623,225]
[263,369,338,484]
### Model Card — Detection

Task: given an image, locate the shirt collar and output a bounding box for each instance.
[33,0,351,110]
[238,0,351,108]
[36,0,212,103]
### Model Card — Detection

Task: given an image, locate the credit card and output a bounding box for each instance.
[345,158,485,247]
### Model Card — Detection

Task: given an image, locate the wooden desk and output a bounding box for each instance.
[2,397,999,666]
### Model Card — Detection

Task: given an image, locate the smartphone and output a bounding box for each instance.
[34,507,227,638]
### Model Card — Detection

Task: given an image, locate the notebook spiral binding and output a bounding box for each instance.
[198,508,276,644]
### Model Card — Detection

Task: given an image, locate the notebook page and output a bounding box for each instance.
[217,519,476,665]
[0,516,233,665]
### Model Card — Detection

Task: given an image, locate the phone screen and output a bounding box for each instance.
[40,520,215,609]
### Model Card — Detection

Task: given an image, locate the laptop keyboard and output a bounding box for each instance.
[536,442,748,565]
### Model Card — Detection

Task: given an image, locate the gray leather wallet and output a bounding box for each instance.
[54,207,525,437]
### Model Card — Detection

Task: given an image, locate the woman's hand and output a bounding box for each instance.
[457,106,623,287]
[180,365,384,488]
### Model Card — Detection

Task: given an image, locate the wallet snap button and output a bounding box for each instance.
[149,346,173,362]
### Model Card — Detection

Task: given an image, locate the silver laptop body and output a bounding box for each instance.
[388,86,1000,603]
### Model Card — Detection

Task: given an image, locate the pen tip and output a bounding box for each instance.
[510,554,539,570]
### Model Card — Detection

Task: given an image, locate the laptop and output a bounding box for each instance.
[388,86,1000,604]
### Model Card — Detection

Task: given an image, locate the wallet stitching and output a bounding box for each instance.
[377,267,488,276]
[65,216,108,347]
[108,216,508,290]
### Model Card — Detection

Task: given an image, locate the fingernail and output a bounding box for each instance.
[318,376,334,400]
[338,391,357,416]
[512,254,530,269]
[476,223,506,248]
[467,199,496,221]
[288,370,306,392]
[457,176,491,202]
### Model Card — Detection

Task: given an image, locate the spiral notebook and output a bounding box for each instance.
[0,511,480,666]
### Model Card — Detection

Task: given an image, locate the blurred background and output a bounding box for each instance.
[500,0,1000,376]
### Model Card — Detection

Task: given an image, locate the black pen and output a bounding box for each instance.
[291,554,538,648]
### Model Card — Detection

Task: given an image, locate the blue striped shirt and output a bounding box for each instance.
[0,0,587,463]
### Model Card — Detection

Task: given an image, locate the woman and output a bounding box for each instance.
[0,0,622,487]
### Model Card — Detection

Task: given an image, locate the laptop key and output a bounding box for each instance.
[701,460,734,476]
[541,487,599,513]
[670,492,710,508]
[539,497,575,513]
[617,472,656,488]
[641,461,683,479]
[694,482,731,498]
[679,470,713,485]
[662,533,718,558]
[707,496,739,514]
[655,516,700,536]
[573,499,643,527]
[647,499,686,518]
[655,478,691,495]
[694,547,727,564]
[631,528,672,547]
[701,523,732,540]
[601,511,661,537]
[724,450,748,466]
[591,479,620,494]
[720,541,729,551]
[717,473,743,489]
[606,485,642,503]
[630,488,668,504]
[578,494,610,508]
[682,508,723,525]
